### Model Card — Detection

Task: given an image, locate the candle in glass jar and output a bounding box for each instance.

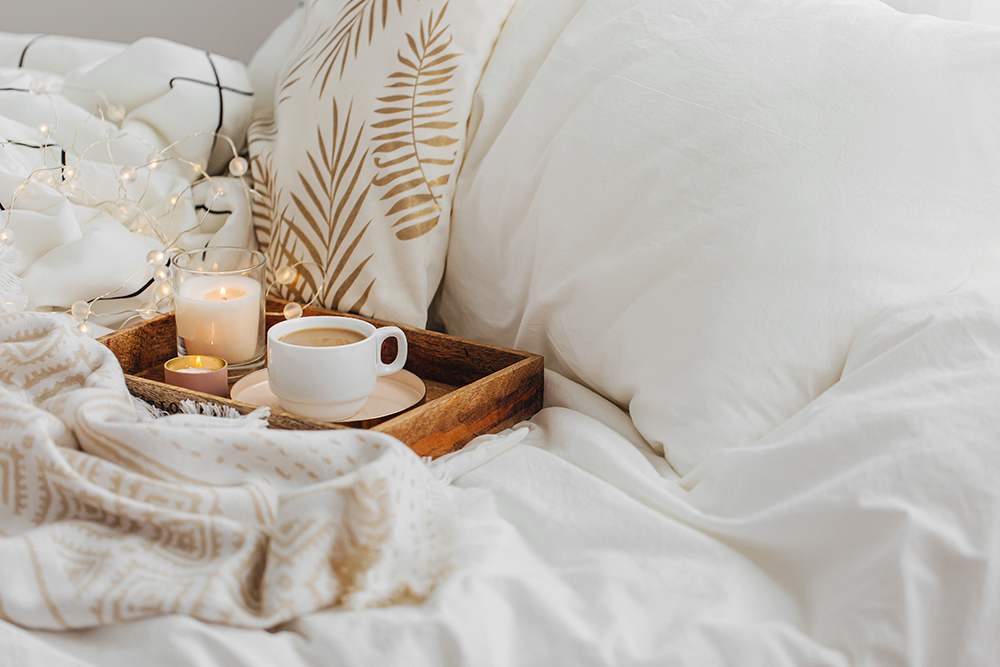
[174,274,261,363]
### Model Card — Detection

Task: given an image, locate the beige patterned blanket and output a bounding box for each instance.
[0,312,455,630]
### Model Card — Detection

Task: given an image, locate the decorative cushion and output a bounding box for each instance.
[248,0,515,328]
[438,0,1000,474]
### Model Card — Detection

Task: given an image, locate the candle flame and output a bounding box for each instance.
[194,356,203,368]
[219,287,228,301]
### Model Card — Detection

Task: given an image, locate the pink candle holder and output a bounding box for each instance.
[163,355,229,397]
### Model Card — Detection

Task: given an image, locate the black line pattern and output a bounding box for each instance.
[0,140,60,151]
[95,256,175,303]
[93,277,154,302]
[163,53,255,165]
[206,52,225,159]
[18,35,45,68]
[168,77,252,97]
[194,204,234,215]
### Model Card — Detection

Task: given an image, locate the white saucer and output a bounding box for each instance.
[230,368,426,423]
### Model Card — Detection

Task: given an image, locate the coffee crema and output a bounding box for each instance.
[278,326,367,347]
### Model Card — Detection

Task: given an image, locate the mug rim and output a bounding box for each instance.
[268,315,375,350]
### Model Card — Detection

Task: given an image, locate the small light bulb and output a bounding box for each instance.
[169,193,181,207]
[0,228,14,244]
[30,170,54,186]
[114,200,138,223]
[62,165,79,182]
[70,300,91,321]
[228,156,248,177]
[76,321,95,337]
[119,165,137,182]
[106,103,126,122]
[146,151,165,170]
[212,180,228,197]
[138,308,157,320]
[28,79,46,95]
[37,122,50,135]
[153,265,171,282]
[145,249,166,266]
[154,281,174,300]
[275,266,297,285]
[283,302,303,320]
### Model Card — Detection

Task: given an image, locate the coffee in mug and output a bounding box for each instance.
[279,327,367,347]
[266,315,407,421]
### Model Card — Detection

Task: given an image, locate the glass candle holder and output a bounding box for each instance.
[172,247,266,377]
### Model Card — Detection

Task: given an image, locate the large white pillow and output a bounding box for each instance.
[438,0,1000,474]
[248,0,515,328]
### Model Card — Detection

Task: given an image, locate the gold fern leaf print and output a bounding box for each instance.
[372,2,461,241]
[268,101,376,313]
[249,150,278,254]
[282,0,407,100]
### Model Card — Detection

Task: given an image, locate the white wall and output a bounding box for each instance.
[2,0,299,63]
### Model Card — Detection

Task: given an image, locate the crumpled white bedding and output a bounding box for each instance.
[0,33,253,327]
[7,257,1000,666]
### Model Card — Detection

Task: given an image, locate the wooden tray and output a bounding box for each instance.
[99,299,544,459]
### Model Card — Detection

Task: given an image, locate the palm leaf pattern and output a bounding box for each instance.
[251,142,318,303]
[281,0,406,101]
[249,146,278,255]
[267,101,376,312]
[371,2,460,241]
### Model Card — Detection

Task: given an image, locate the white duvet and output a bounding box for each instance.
[5,1,1000,664]
[6,258,999,666]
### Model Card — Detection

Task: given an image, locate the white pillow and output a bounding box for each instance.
[439,0,1000,474]
[248,0,515,327]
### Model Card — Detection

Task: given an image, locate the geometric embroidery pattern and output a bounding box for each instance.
[0,312,454,630]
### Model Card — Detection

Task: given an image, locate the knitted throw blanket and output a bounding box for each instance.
[0,313,455,629]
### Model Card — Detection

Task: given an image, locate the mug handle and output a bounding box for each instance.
[373,326,407,376]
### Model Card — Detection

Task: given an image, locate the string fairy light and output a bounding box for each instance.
[0,79,324,336]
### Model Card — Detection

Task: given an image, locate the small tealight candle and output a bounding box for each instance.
[163,355,229,397]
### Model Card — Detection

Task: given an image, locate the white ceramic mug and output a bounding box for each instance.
[267,315,407,420]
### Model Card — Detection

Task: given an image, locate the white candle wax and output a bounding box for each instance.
[174,274,261,363]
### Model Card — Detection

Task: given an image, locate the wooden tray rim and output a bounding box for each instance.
[99,301,544,457]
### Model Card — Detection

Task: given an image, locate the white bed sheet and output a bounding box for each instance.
[5,257,1000,666]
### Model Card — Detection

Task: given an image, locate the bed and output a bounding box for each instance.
[3,0,1000,665]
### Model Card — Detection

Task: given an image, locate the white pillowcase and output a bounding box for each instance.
[248,0,515,328]
[439,0,1000,474]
